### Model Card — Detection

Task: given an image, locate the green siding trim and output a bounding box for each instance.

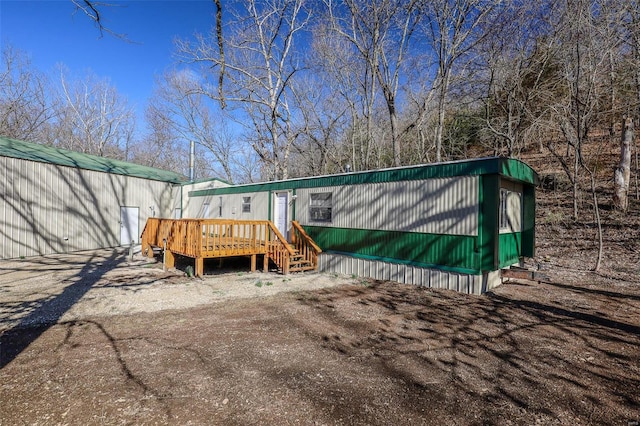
[292,188,297,220]
[1,137,186,183]
[189,157,538,197]
[521,186,536,257]
[478,175,499,271]
[304,225,482,274]
[499,232,522,268]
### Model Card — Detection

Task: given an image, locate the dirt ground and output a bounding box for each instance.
[1,245,639,426]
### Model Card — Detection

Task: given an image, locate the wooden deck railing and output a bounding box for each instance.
[265,221,295,274]
[141,218,174,254]
[141,218,318,276]
[291,221,322,270]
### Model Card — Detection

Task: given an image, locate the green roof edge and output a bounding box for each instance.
[0,137,187,183]
[189,156,539,197]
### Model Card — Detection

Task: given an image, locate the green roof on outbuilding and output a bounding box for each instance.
[0,137,186,184]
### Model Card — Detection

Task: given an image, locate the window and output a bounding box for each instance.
[499,188,522,232]
[499,189,509,230]
[242,196,251,213]
[310,192,332,222]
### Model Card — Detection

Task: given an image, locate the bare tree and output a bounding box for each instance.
[311,14,380,171]
[476,2,558,157]
[176,0,310,180]
[614,116,634,211]
[52,68,134,158]
[289,74,349,176]
[547,0,630,271]
[416,0,501,162]
[0,46,56,142]
[129,99,187,175]
[323,0,420,167]
[70,0,131,41]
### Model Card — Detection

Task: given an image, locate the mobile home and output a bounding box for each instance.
[183,157,538,294]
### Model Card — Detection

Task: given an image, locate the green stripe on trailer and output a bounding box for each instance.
[303,225,481,274]
[189,157,538,197]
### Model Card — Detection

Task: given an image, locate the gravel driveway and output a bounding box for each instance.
[0,247,358,332]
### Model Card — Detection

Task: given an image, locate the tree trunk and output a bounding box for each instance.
[613,117,633,212]
[589,171,603,272]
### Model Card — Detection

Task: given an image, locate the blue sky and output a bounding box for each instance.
[1,0,217,119]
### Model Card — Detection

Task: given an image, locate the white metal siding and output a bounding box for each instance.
[185,192,271,221]
[318,253,492,295]
[1,157,175,259]
[296,176,478,236]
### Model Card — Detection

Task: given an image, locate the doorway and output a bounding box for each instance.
[120,206,139,245]
[273,192,289,240]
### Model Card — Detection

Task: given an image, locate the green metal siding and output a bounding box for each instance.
[478,175,499,271]
[500,158,538,185]
[499,232,522,268]
[521,186,536,258]
[304,226,480,274]
[189,157,538,197]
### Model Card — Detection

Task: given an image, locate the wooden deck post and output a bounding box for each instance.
[195,257,204,277]
[263,253,269,272]
[251,254,257,272]
[165,249,175,269]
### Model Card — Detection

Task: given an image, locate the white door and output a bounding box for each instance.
[274,192,289,240]
[120,207,139,245]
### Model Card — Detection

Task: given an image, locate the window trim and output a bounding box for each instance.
[242,196,251,213]
[309,191,333,223]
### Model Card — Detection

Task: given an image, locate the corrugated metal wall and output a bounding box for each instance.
[1,157,176,259]
[296,176,479,236]
[319,253,500,295]
[184,192,271,221]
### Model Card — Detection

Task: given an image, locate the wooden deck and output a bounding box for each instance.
[141,218,321,277]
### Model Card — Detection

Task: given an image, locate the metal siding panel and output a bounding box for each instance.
[319,253,490,294]
[1,157,175,259]
[304,226,479,272]
[297,176,478,236]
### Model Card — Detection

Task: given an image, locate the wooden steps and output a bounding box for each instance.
[501,266,551,283]
[288,249,316,272]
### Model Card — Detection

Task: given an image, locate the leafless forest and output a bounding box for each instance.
[2,1,639,211]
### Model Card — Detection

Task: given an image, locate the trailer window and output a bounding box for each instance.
[500,188,521,232]
[242,197,251,213]
[310,192,332,222]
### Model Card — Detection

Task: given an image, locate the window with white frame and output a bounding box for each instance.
[499,189,509,230]
[309,192,332,222]
[242,196,251,213]
[499,188,522,232]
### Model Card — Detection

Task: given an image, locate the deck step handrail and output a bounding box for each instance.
[291,221,322,271]
[265,221,295,274]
